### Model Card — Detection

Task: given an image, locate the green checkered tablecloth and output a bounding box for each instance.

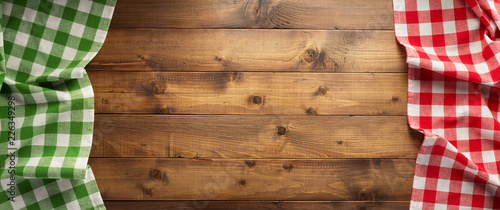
[0,0,116,209]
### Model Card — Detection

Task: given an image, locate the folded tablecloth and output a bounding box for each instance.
[0,0,115,209]
[394,0,500,209]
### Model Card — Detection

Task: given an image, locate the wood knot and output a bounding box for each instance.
[301,48,327,71]
[303,49,319,63]
[277,126,287,135]
[238,179,247,186]
[282,163,294,172]
[150,81,165,94]
[359,192,374,201]
[317,86,327,95]
[150,169,162,180]
[250,95,263,105]
[227,72,241,82]
[244,160,256,168]
[358,205,367,210]
[159,107,175,115]
[149,169,169,184]
[391,96,400,103]
[244,0,267,23]
[214,56,232,69]
[101,98,108,104]
[306,107,317,115]
[144,188,152,196]
[336,141,343,145]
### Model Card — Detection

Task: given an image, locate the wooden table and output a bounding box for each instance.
[87,0,423,209]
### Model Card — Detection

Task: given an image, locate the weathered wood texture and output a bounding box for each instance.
[91,115,422,158]
[89,0,415,206]
[110,0,394,30]
[88,158,415,201]
[87,29,406,72]
[104,201,410,210]
[89,72,407,115]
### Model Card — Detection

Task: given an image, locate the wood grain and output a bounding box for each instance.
[110,0,394,30]
[87,29,406,72]
[91,115,422,158]
[104,201,410,210]
[88,0,416,207]
[89,158,415,201]
[89,72,407,115]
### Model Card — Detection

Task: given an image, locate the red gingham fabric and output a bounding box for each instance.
[393,0,500,209]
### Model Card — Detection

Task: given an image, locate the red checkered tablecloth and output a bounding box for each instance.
[393,0,500,209]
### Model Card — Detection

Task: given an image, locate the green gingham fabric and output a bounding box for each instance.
[0,0,116,209]
[2,167,103,209]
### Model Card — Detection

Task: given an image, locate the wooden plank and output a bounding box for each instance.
[87,29,406,72]
[88,158,415,201]
[91,115,422,158]
[104,201,410,210]
[110,0,394,30]
[89,72,407,115]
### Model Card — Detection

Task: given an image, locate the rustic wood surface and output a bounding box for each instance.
[91,115,421,158]
[88,29,406,72]
[89,72,407,115]
[88,0,418,209]
[88,158,415,201]
[104,201,410,210]
[109,0,395,30]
